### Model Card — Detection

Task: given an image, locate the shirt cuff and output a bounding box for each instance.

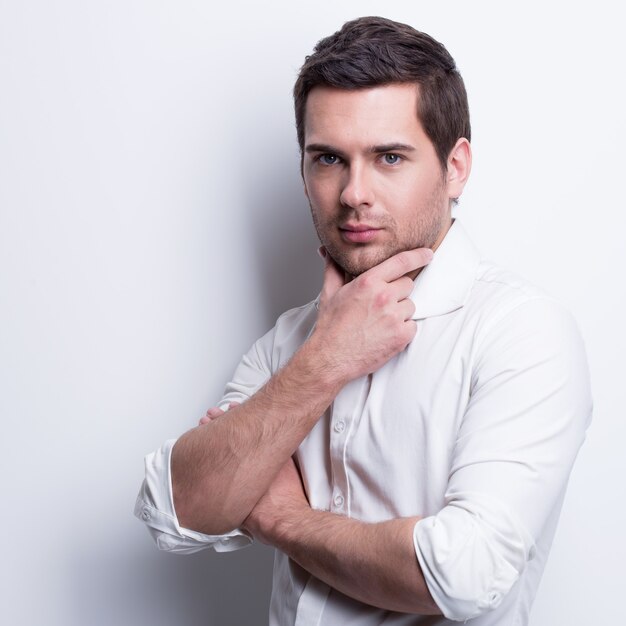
[134,438,253,554]
[413,495,534,621]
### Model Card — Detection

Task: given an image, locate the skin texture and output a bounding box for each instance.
[243,457,439,614]
[302,84,470,279]
[172,247,432,534]
[172,82,471,614]
[197,409,439,614]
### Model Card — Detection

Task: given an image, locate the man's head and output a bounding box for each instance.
[294,16,471,174]
[294,17,472,277]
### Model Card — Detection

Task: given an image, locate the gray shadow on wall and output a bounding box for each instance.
[102,162,320,626]
[71,533,275,626]
[242,160,322,330]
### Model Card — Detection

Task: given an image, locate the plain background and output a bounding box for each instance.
[1,1,623,624]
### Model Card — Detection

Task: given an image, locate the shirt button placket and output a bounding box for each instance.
[330,411,350,513]
[333,493,344,508]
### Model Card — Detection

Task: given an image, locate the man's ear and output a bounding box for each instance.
[446,138,472,200]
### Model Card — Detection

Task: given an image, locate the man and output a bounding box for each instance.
[135,16,592,624]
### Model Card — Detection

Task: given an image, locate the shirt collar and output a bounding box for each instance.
[409,219,481,320]
[312,220,481,318]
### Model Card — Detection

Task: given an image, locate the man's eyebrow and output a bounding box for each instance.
[304,142,416,154]
[369,143,416,153]
[304,143,344,155]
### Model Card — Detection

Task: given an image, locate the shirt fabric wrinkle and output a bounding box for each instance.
[135,219,592,625]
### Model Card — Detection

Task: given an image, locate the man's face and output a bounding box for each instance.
[302,83,456,277]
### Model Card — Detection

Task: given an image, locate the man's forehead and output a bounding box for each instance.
[303,83,425,147]
[305,83,420,115]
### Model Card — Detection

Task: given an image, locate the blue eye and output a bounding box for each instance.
[319,154,339,165]
[383,154,401,165]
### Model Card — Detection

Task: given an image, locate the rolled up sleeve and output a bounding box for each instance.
[413,296,593,621]
[135,326,277,554]
[134,438,253,554]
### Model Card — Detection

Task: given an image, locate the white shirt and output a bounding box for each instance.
[135,220,592,624]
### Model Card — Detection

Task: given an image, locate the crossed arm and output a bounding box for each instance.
[199,404,439,614]
[151,242,592,619]
[246,454,439,614]
[270,509,438,615]
[171,247,440,614]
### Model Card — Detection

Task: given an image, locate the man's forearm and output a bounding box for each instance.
[267,508,441,615]
[172,248,432,536]
[171,338,344,535]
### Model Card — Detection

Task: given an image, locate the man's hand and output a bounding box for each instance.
[171,248,432,535]
[310,247,433,383]
[242,457,308,545]
[198,401,239,426]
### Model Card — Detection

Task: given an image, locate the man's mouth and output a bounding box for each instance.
[339,223,382,243]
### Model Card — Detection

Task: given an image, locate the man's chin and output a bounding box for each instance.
[331,248,391,277]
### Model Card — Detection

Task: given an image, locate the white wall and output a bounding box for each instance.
[1,1,623,623]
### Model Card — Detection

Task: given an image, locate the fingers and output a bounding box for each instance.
[398,297,416,321]
[198,401,240,426]
[403,319,418,343]
[319,247,346,304]
[318,247,428,306]
[388,275,415,302]
[369,248,433,283]
[199,407,223,425]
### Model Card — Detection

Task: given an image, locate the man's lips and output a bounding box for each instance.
[339,224,383,243]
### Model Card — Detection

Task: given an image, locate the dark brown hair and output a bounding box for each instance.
[293,16,471,172]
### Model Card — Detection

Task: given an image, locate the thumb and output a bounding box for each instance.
[318,247,345,304]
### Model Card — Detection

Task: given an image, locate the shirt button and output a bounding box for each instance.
[141,507,151,521]
[488,592,500,605]
[333,494,344,508]
[333,420,345,433]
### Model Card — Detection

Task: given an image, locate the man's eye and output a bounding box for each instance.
[382,153,401,165]
[319,154,339,165]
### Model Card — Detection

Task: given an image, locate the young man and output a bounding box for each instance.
[135,16,592,624]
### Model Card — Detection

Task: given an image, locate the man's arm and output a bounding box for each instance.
[243,458,441,615]
[172,340,343,535]
[241,296,592,619]
[171,248,433,535]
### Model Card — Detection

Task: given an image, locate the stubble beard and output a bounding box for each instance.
[309,185,449,278]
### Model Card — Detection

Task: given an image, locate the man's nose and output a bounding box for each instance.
[339,163,375,209]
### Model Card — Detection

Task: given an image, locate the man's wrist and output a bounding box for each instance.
[269,504,323,552]
[243,493,310,547]
[299,331,351,390]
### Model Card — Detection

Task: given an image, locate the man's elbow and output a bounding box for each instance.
[404,577,443,616]
[415,558,522,621]
[172,478,242,535]
[413,510,533,621]
[171,439,245,535]
[406,597,442,617]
